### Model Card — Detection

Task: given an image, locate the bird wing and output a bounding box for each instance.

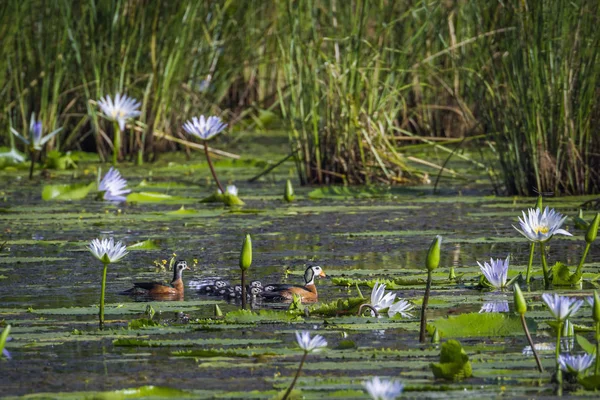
[133,281,173,290]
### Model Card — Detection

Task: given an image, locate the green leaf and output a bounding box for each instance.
[552,262,582,286]
[579,374,600,390]
[224,309,302,324]
[308,186,390,199]
[41,182,95,201]
[127,318,162,329]
[127,240,160,251]
[166,206,198,215]
[427,312,536,337]
[126,192,187,203]
[309,297,367,317]
[0,324,10,358]
[576,335,596,355]
[430,340,473,381]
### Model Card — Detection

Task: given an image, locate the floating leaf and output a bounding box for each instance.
[552,262,582,286]
[127,240,160,251]
[308,186,390,199]
[224,309,302,324]
[126,192,187,203]
[167,206,198,215]
[428,312,535,337]
[41,182,95,201]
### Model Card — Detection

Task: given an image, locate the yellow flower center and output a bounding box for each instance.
[534,226,550,235]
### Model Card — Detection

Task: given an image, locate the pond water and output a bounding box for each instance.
[1,147,599,398]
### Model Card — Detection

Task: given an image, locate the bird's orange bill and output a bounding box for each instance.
[319,270,326,278]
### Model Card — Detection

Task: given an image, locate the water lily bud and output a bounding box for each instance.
[214,304,223,317]
[426,235,442,272]
[448,267,456,281]
[284,179,295,202]
[431,328,440,344]
[239,234,252,271]
[585,213,600,244]
[593,291,600,323]
[535,196,543,211]
[513,284,527,315]
[562,319,574,337]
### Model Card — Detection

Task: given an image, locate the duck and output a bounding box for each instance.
[197,279,230,295]
[123,260,189,299]
[260,265,326,302]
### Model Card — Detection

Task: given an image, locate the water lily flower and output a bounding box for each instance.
[218,185,238,196]
[479,300,509,313]
[514,207,572,243]
[10,113,63,151]
[478,257,509,289]
[97,93,141,132]
[98,167,130,202]
[388,299,414,318]
[558,353,595,374]
[542,293,583,322]
[88,238,128,264]
[371,282,396,312]
[362,376,404,400]
[295,331,327,353]
[182,115,227,141]
[1,348,10,360]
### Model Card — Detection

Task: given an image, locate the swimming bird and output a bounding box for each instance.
[123,260,189,299]
[260,265,326,302]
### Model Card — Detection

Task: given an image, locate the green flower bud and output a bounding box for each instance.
[534,196,543,211]
[426,235,442,272]
[431,328,440,344]
[513,284,527,315]
[448,267,456,281]
[585,213,600,244]
[562,319,574,337]
[593,291,600,323]
[239,234,252,271]
[214,304,223,317]
[284,179,295,202]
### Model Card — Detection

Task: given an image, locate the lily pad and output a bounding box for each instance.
[428,312,536,337]
[41,182,96,201]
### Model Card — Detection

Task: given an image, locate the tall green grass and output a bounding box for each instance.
[1,1,599,195]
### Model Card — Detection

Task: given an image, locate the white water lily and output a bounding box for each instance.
[88,238,128,264]
[371,282,396,312]
[513,207,572,243]
[98,167,130,202]
[363,376,404,400]
[218,185,238,196]
[295,331,327,353]
[479,300,509,313]
[558,353,595,374]
[478,257,509,289]
[10,113,62,151]
[388,299,414,318]
[542,293,583,322]
[97,93,141,132]
[182,115,227,141]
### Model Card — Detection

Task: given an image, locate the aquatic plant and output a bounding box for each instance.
[575,213,600,277]
[370,282,396,312]
[0,325,11,360]
[388,299,414,319]
[10,113,62,179]
[543,293,584,394]
[558,353,595,376]
[97,94,141,165]
[588,291,600,375]
[523,197,543,284]
[282,331,327,400]
[362,376,404,400]
[183,115,227,194]
[98,167,130,203]
[514,207,572,287]
[88,238,128,329]
[430,340,472,381]
[420,235,441,342]
[513,284,543,372]
[284,179,295,202]
[239,233,252,310]
[477,257,509,289]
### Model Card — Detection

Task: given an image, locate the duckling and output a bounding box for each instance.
[123,260,189,299]
[261,265,326,303]
[197,279,229,295]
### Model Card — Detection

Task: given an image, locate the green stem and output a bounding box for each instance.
[28,150,36,180]
[112,122,121,165]
[521,314,544,373]
[556,321,563,397]
[241,269,247,310]
[419,270,433,343]
[595,322,600,375]
[540,242,550,289]
[203,141,225,194]
[525,242,535,284]
[99,262,108,330]
[282,351,308,400]
[575,243,591,277]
